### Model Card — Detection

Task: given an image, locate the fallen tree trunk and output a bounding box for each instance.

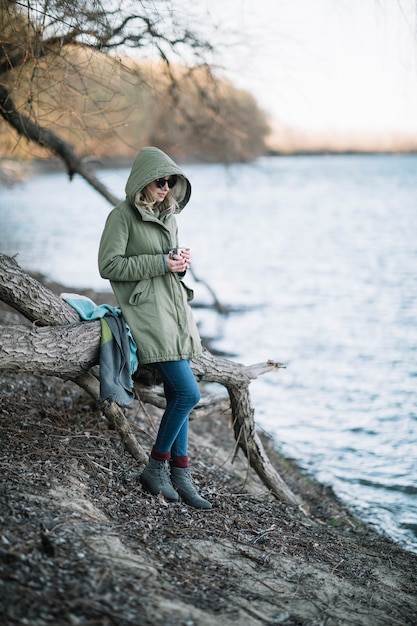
[0,253,148,463]
[0,322,100,376]
[0,253,300,505]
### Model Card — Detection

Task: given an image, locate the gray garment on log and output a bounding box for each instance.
[98,314,135,406]
[61,294,136,407]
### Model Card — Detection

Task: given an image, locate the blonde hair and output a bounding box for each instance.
[135,184,178,217]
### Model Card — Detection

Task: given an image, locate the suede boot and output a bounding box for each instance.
[139,458,179,502]
[170,467,212,510]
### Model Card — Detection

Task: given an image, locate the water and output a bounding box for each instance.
[1,154,416,553]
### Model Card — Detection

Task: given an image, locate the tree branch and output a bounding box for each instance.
[0,84,119,205]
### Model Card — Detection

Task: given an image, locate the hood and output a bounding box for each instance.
[125,146,191,213]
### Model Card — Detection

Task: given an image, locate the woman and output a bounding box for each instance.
[98,146,211,510]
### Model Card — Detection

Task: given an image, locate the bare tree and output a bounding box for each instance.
[0,1,206,198]
[0,1,267,197]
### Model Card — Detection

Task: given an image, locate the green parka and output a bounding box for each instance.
[98,147,202,365]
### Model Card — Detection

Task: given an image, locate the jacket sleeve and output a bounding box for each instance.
[98,207,166,281]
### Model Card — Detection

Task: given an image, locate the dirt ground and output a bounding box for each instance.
[0,285,416,626]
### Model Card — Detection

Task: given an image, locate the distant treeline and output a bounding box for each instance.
[0,46,270,164]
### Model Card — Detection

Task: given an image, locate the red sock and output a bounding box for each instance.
[170,455,189,468]
[151,447,171,462]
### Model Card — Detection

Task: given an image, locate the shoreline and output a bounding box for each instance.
[0,280,416,625]
[1,150,417,186]
[1,368,416,625]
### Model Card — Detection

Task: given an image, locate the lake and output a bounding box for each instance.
[1,153,416,554]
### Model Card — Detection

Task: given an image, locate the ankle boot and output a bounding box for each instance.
[170,467,212,510]
[139,458,179,502]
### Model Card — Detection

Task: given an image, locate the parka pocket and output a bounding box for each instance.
[180,280,194,303]
[129,279,153,306]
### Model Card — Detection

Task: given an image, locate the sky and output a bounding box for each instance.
[179,0,417,135]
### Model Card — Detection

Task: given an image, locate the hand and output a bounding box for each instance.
[166,247,191,273]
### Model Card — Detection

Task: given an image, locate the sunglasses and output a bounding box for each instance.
[154,176,177,189]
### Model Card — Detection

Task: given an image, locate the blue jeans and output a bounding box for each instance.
[153,360,200,458]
